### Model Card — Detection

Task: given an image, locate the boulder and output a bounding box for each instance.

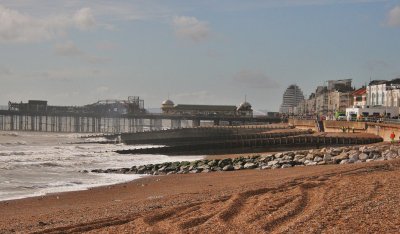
[305,154,315,160]
[313,156,323,162]
[218,158,232,168]
[340,159,349,164]
[358,153,369,161]
[244,162,257,169]
[304,160,317,166]
[234,164,243,170]
[222,165,234,171]
[207,160,219,167]
[268,160,280,166]
[323,153,332,162]
[348,153,359,161]
[281,164,292,169]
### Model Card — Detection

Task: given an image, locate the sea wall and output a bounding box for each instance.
[288,119,316,131]
[323,121,367,133]
[366,123,400,142]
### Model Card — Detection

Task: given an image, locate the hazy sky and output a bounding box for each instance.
[1,0,400,111]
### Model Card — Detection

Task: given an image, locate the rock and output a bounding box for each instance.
[305,154,315,160]
[202,169,211,173]
[313,156,323,162]
[158,166,167,172]
[222,165,234,171]
[218,158,232,168]
[281,164,292,168]
[282,155,293,161]
[268,160,280,166]
[294,154,305,160]
[260,154,274,163]
[304,160,317,166]
[243,162,257,169]
[332,152,348,163]
[358,153,369,161]
[366,159,375,163]
[323,153,332,162]
[317,161,326,165]
[233,164,243,170]
[275,153,284,158]
[340,159,349,164]
[348,153,359,161]
[261,165,271,170]
[208,160,219,167]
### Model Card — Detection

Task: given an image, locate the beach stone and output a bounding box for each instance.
[189,169,201,173]
[260,154,274,162]
[158,166,167,172]
[323,153,332,162]
[282,155,293,161]
[358,153,369,161]
[244,162,257,169]
[294,154,305,160]
[317,161,326,165]
[202,169,211,173]
[207,160,218,167]
[348,153,359,161]
[261,165,271,170]
[218,158,232,168]
[305,154,315,160]
[340,159,349,164]
[222,165,234,171]
[275,153,284,158]
[234,164,243,170]
[333,152,349,161]
[347,158,356,164]
[366,159,375,163]
[268,160,280,166]
[304,160,317,166]
[281,164,292,169]
[313,156,323,162]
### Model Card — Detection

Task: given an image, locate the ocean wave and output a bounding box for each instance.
[0,132,19,137]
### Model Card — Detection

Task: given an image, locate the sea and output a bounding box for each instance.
[0,131,203,201]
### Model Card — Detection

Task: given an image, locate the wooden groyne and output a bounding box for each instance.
[116,134,383,155]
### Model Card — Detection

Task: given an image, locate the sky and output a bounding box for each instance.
[1,0,400,111]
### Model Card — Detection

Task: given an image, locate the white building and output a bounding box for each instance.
[346,106,399,119]
[366,79,400,108]
[279,84,305,114]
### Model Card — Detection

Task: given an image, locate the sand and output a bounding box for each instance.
[1,159,400,233]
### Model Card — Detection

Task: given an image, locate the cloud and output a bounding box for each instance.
[74,7,96,30]
[54,41,84,56]
[53,41,110,64]
[233,70,280,89]
[385,5,400,27]
[173,16,210,42]
[0,4,96,43]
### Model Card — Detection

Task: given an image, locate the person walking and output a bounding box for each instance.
[390,131,396,143]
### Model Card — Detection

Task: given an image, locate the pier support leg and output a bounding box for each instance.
[192,119,200,127]
[171,119,181,129]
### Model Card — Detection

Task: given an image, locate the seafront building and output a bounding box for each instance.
[367,79,400,108]
[279,84,305,114]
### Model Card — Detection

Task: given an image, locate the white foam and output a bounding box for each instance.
[0,131,204,201]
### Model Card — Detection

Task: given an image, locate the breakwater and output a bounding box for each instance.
[116,133,382,155]
[120,125,291,145]
[91,143,395,175]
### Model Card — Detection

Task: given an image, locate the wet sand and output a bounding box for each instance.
[1,159,400,233]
